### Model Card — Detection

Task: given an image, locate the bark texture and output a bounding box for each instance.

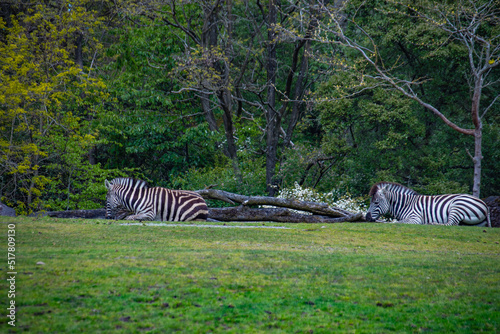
[208,206,362,223]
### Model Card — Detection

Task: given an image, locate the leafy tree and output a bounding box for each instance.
[282,0,499,197]
[0,0,117,213]
[110,0,318,195]
[97,17,222,185]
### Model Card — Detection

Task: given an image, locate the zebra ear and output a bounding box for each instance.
[105,179,112,190]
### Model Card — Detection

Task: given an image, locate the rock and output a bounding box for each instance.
[0,201,16,217]
[483,196,500,228]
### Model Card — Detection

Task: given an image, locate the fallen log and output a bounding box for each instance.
[209,206,363,223]
[196,189,354,217]
[46,209,106,219]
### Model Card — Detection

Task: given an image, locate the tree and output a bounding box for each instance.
[284,0,499,197]
[112,0,317,195]
[0,1,113,213]
[96,18,221,185]
[119,0,245,182]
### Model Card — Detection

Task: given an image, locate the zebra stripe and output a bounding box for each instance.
[105,178,208,222]
[366,182,491,227]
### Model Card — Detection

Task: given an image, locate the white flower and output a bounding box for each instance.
[276,183,368,214]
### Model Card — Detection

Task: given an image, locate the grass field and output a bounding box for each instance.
[1,216,499,333]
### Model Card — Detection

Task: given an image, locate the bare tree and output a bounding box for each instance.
[284,0,499,197]
[117,0,317,194]
[126,0,244,182]
[261,0,318,195]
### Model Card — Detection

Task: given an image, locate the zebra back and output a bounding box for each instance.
[150,187,208,221]
[369,182,418,197]
[107,177,148,189]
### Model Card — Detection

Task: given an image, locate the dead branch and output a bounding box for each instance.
[196,188,355,217]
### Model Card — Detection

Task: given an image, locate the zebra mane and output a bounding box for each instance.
[110,177,149,189]
[369,182,418,197]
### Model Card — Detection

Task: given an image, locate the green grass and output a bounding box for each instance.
[1,217,499,333]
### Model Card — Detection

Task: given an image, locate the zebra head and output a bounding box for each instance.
[366,183,391,222]
[366,182,418,222]
[104,179,120,219]
[104,178,148,219]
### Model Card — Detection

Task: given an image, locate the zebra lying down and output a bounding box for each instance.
[366,182,491,227]
[105,178,208,221]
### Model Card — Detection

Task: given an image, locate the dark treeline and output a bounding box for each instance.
[1,0,499,214]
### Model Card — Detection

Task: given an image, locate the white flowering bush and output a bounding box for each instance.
[277,182,368,214]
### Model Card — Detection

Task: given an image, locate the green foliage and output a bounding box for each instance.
[42,165,136,211]
[306,0,500,197]
[1,0,498,213]
[97,20,221,186]
[482,124,500,196]
[277,143,347,193]
[0,1,117,214]
[96,106,220,185]
[4,217,499,332]
[315,79,429,194]
[173,155,267,200]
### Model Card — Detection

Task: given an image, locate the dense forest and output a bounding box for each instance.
[1,0,499,215]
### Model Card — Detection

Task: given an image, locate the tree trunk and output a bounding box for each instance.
[283,15,316,147]
[266,0,279,196]
[472,129,482,198]
[75,32,83,70]
[284,40,309,147]
[218,89,243,183]
[200,0,242,184]
[89,146,97,165]
[198,3,220,133]
[471,76,483,198]
[200,93,218,131]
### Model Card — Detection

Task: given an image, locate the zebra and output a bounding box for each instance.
[365,182,491,227]
[104,178,208,221]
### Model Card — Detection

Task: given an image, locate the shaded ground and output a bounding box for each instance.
[484,196,500,228]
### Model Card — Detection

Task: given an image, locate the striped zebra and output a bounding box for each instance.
[365,182,491,227]
[104,178,208,221]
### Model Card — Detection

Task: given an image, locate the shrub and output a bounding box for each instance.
[277,182,368,214]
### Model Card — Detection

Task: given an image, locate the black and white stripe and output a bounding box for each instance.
[105,178,208,221]
[365,182,491,227]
